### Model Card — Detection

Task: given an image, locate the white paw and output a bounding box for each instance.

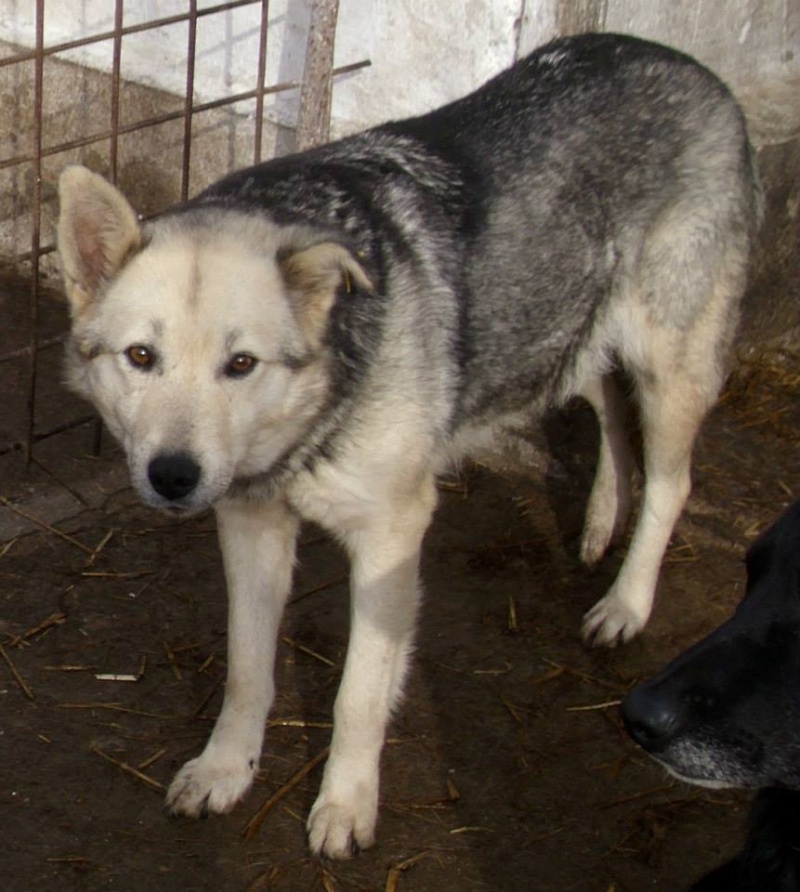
[306,786,378,859]
[165,752,257,818]
[581,592,649,647]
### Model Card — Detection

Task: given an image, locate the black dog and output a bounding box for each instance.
[621,499,800,890]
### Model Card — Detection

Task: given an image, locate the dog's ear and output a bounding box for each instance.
[57,166,142,319]
[279,241,373,347]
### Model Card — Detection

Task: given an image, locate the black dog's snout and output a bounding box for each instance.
[620,684,684,754]
[148,453,201,501]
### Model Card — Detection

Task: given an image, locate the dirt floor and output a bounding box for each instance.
[2,274,800,891]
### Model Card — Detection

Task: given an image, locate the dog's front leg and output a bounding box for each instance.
[166,495,299,817]
[306,475,437,858]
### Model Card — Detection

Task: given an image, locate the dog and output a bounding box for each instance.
[621,500,800,889]
[56,32,760,858]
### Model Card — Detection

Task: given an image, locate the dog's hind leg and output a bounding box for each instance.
[581,168,752,646]
[579,374,635,567]
[581,314,730,646]
[306,473,437,859]
[582,346,703,645]
[165,496,299,817]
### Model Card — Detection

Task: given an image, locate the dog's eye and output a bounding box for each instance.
[225,353,258,378]
[125,345,155,370]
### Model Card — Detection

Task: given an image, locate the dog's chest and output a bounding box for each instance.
[288,461,381,535]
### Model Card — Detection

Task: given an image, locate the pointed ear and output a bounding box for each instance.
[57,165,142,318]
[279,241,373,346]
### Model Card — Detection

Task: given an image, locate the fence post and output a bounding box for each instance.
[295,0,339,150]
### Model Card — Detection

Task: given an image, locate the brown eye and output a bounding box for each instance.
[125,345,155,370]
[225,353,257,378]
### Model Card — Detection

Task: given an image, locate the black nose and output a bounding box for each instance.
[620,684,684,754]
[147,453,201,501]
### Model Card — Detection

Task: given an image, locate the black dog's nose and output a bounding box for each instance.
[620,684,683,753]
[148,453,201,501]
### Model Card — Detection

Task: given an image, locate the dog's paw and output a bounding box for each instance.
[306,788,378,859]
[580,501,630,568]
[581,593,648,647]
[165,753,256,818]
[579,523,614,568]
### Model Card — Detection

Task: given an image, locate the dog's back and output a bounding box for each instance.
[437,34,758,419]
[200,33,760,424]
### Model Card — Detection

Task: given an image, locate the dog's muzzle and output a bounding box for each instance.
[147,453,202,503]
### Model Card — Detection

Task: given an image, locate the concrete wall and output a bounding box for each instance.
[3,0,795,138]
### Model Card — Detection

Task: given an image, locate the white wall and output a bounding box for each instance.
[602,2,797,101]
[0,0,796,139]
[0,0,520,138]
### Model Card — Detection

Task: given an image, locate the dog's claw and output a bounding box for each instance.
[306,794,377,860]
[582,592,648,647]
[165,754,256,819]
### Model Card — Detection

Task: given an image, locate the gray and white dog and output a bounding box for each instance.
[57,33,760,857]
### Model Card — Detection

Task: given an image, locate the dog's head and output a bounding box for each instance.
[57,166,372,514]
[621,499,800,790]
